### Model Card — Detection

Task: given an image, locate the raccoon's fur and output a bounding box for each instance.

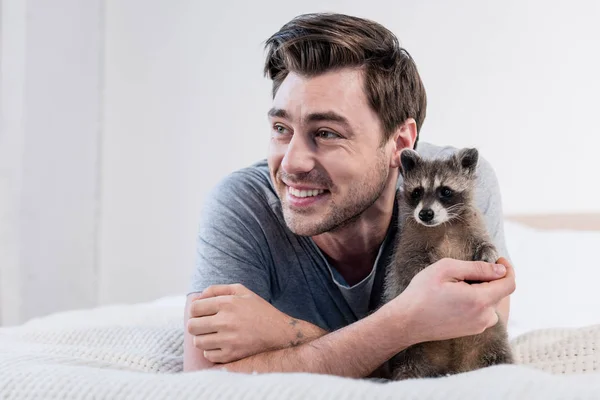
[382,147,513,380]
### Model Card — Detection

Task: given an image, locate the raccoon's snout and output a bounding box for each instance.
[418,209,434,222]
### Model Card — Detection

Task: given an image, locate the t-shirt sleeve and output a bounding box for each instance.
[474,154,511,262]
[188,171,273,301]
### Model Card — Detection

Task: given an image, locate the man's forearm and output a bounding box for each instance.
[280,317,329,348]
[210,304,412,378]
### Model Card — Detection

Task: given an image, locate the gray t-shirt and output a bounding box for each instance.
[188,142,510,332]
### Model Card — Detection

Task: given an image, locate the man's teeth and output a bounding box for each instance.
[289,187,325,198]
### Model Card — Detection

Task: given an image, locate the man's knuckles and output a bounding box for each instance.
[191,295,240,317]
[219,295,237,309]
[231,283,248,293]
[201,283,249,297]
[473,261,488,279]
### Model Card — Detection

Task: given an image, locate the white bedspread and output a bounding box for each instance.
[1,297,599,399]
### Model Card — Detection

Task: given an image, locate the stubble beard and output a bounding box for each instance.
[279,154,390,237]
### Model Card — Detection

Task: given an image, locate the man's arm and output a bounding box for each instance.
[184,290,411,377]
[214,305,406,377]
[183,293,326,371]
[185,257,516,377]
[184,285,328,369]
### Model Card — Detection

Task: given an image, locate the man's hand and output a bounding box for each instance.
[187,284,326,364]
[386,256,516,346]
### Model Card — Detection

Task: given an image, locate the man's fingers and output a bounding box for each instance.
[190,297,221,318]
[201,283,249,298]
[203,349,226,364]
[446,259,507,283]
[187,314,219,335]
[442,257,516,309]
[495,257,514,274]
[193,333,222,351]
[473,261,516,304]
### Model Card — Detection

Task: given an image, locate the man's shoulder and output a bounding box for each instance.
[201,159,282,224]
[208,159,277,204]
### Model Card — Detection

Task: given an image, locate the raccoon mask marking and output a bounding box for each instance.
[400,147,478,227]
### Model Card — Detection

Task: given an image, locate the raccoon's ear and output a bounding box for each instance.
[400,149,421,175]
[456,148,479,174]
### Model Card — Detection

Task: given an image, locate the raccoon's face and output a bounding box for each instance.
[399,148,479,227]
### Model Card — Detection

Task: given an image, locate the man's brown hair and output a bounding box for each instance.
[263,13,427,148]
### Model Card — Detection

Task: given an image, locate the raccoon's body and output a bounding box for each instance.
[382,147,513,380]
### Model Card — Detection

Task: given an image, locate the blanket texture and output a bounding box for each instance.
[1,298,599,399]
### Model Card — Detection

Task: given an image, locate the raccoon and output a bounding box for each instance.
[382,147,513,380]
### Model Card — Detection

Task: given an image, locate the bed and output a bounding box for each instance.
[1,214,599,399]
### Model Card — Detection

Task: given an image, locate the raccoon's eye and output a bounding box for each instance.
[411,188,423,200]
[440,187,454,198]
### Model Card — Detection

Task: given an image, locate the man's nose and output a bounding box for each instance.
[281,134,315,175]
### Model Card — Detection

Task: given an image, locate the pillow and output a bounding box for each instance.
[503,220,600,339]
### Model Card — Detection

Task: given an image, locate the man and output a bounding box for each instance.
[183,13,515,378]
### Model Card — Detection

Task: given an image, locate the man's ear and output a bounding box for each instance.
[389,119,417,169]
[456,148,479,174]
[400,149,421,176]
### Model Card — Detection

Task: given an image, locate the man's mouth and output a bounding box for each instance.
[284,185,330,208]
[288,187,326,198]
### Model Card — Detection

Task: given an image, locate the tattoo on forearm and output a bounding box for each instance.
[289,318,304,347]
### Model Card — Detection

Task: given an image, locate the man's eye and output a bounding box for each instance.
[316,130,340,139]
[273,125,290,135]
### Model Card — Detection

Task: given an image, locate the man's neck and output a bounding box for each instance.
[311,171,398,286]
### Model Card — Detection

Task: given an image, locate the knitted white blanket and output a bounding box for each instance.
[1,298,599,399]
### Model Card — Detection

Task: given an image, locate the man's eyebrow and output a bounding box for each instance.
[268,108,350,126]
[305,111,350,127]
[268,108,288,119]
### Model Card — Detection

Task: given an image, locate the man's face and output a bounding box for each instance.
[267,68,394,236]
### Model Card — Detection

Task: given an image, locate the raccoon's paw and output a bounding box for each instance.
[474,244,499,264]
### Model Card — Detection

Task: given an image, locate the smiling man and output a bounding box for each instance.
[183,13,515,378]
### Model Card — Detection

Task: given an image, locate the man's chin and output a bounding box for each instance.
[282,211,328,237]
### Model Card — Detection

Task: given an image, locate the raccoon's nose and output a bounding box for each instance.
[419,209,434,222]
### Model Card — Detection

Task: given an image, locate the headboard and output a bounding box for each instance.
[506,213,600,231]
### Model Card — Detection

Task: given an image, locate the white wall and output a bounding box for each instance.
[2,0,600,323]
[0,0,103,325]
[0,0,26,326]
